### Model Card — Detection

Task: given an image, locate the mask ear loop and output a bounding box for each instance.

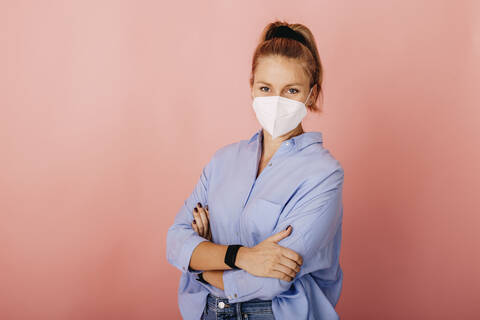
[304,87,313,105]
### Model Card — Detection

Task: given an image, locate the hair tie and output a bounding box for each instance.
[266,25,307,46]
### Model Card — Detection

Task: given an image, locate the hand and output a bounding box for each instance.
[235,226,303,282]
[191,202,212,241]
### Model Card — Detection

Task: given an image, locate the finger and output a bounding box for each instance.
[206,225,211,240]
[193,207,205,236]
[268,269,293,282]
[280,246,303,266]
[198,207,208,225]
[204,207,211,238]
[266,225,292,243]
[192,221,199,234]
[272,261,298,279]
[205,220,210,237]
[273,258,300,278]
[204,217,210,240]
[197,208,209,235]
[277,255,302,273]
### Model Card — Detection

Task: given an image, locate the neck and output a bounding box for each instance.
[262,124,304,155]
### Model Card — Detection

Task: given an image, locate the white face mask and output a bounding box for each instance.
[252,87,312,139]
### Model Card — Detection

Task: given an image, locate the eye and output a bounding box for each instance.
[260,86,269,92]
[288,88,299,94]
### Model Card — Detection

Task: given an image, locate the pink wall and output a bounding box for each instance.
[1,1,479,319]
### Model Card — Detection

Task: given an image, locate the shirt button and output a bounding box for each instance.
[218,301,225,308]
[285,142,290,146]
[234,293,238,298]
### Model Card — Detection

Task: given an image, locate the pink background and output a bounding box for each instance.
[1,1,479,319]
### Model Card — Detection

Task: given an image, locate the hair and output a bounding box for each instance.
[249,20,324,113]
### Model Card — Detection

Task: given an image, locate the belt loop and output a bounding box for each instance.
[204,295,209,316]
[236,300,242,319]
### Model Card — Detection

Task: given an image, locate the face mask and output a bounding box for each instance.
[252,87,312,139]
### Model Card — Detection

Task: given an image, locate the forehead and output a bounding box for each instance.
[254,55,309,86]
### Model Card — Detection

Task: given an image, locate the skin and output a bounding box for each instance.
[188,55,318,291]
[251,55,318,175]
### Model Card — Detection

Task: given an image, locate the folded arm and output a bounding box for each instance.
[222,168,344,302]
[166,152,235,274]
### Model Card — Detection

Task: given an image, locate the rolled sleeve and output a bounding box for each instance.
[222,168,344,303]
[166,154,215,275]
[179,231,210,274]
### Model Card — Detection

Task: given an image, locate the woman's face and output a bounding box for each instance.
[251,55,312,105]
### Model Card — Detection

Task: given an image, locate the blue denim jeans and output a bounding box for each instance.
[201,293,275,320]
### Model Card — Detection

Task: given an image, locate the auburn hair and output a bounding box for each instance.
[249,20,324,113]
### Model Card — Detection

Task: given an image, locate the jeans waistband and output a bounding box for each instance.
[206,293,273,314]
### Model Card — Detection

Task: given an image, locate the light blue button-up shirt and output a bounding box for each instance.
[166,127,344,320]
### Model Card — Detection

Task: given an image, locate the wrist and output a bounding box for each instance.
[234,246,249,270]
[196,271,210,285]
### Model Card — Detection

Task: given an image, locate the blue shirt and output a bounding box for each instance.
[166,127,344,320]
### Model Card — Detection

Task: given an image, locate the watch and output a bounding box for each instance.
[196,272,209,285]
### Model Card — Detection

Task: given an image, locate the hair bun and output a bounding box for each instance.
[265,25,307,46]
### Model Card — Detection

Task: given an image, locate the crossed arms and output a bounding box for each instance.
[166,155,344,303]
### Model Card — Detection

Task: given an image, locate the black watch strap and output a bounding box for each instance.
[224,244,243,269]
[196,272,209,284]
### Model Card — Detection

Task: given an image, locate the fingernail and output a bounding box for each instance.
[285,225,291,231]
[193,220,196,224]
[206,205,209,210]
[197,202,202,208]
[194,207,198,212]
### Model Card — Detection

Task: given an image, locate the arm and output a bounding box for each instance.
[166,152,235,274]
[190,241,239,271]
[222,168,344,302]
[201,270,225,290]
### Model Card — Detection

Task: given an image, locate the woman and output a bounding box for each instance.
[166,20,344,320]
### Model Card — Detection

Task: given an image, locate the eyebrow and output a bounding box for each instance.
[257,81,303,87]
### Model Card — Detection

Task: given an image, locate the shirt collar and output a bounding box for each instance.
[248,128,263,144]
[248,128,323,150]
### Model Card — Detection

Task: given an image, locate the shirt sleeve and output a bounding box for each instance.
[166,154,215,275]
[223,167,344,302]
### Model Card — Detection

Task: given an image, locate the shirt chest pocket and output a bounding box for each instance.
[245,198,283,245]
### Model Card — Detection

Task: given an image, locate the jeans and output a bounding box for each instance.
[201,293,275,320]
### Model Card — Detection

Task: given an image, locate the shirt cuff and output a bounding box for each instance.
[179,235,209,274]
[222,269,263,303]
